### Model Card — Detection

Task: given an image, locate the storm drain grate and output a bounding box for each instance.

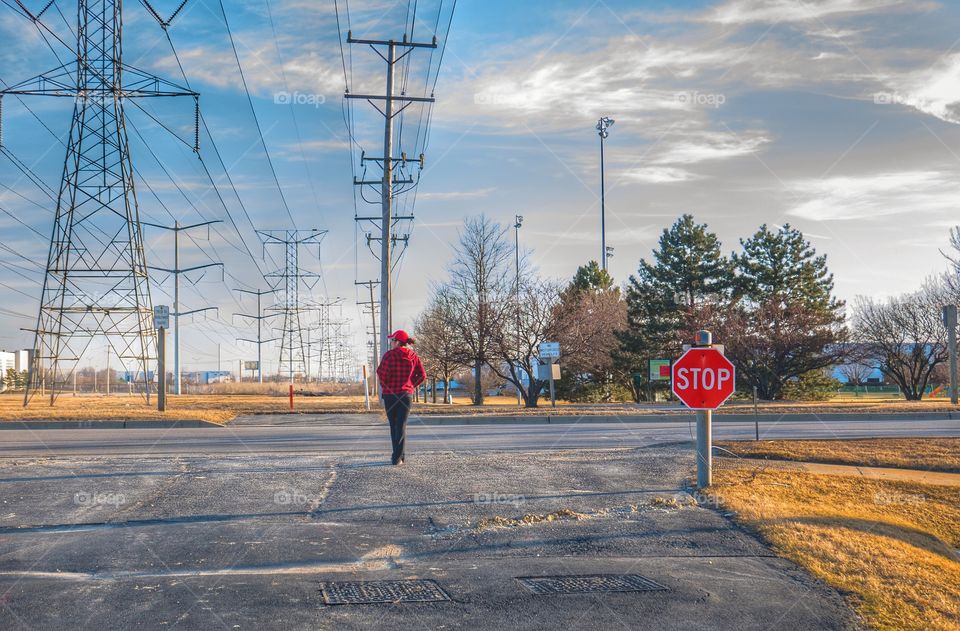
[320,580,451,605]
[517,574,668,595]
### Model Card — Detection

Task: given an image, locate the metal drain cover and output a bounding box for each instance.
[320,580,451,605]
[517,574,668,595]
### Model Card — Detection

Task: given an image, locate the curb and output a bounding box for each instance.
[0,419,219,430]
[410,411,960,426]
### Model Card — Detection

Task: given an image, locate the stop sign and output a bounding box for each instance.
[671,348,736,410]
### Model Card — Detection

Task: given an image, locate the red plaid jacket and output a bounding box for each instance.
[376,346,426,395]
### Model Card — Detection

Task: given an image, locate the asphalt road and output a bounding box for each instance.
[0,415,957,458]
[1,415,954,629]
[0,447,857,630]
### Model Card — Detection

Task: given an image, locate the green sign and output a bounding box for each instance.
[649,359,671,382]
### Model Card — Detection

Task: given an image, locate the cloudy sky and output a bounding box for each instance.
[1,0,960,373]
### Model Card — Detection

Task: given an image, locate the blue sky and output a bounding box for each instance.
[2,0,960,374]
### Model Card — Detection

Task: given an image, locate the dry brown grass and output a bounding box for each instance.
[711,460,960,630]
[717,438,960,473]
[0,393,367,424]
[4,391,960,424]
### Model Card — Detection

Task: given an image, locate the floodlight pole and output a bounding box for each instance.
[596,116,614,271]
[515,214,523,406]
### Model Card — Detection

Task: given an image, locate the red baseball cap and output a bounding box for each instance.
[388,330,411,343]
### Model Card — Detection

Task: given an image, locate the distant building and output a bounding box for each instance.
[0,349,31,391]
[183,370,232,385]
[0,349,31,374]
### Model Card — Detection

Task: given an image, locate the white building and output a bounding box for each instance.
[0,351,15,375]
[0,349,31,375]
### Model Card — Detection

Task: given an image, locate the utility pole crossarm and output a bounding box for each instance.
[175,306,218,317]
[346,34,438,48]
[148,262,223,274]
[0,64,197,98]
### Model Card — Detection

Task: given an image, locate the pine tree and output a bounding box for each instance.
[727,224,846,399]
[615,215,733,400]
[569,261,615,293]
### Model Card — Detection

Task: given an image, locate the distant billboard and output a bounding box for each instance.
[649,359,671,382]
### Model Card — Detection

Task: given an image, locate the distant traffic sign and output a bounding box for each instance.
[153,305,170,330]
[671,348,735,410]
[538,341,560,359]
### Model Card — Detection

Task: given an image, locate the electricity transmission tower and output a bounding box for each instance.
[234,288,278,384]
[1,0,198,405]
[258,230,326,384]
[143,220,223,395]
[345,32,436,362]
[355,279,380,392]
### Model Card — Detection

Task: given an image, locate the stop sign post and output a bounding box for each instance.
[671,331,735,488]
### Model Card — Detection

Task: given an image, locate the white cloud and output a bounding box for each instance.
[882,52,960,124]
[417,188,495,201]
[652,131,770,165]
[620,166,700,184]
[702,0,907,25]
[787,170,960,221]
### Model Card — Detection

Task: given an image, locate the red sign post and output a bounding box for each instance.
[672,332,735,488]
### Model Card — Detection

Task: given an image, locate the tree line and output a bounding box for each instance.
[414,214,957,406]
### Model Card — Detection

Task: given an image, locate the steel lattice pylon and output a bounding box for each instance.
[1,0,198,405]
[258,230,326,384]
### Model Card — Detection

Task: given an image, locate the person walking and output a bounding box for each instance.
[376,330,426,465]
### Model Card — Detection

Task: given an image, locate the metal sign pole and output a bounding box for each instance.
[943,305,958,404]
[157,329,166,412]
[695,330,712,488]
[548,358,557,408]
[362,365,371,410]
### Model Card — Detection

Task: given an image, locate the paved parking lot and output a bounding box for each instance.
[0,441,857,630]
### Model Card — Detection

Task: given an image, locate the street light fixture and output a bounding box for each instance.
[596,116,614,271]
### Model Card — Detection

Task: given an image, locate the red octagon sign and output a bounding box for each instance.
[671,348,736,410]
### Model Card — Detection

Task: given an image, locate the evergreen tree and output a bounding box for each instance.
[569,260,615,293]
[615,215,733,400]
[727,224,846,399]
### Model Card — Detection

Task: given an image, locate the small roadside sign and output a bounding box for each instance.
[153,305,170,330]
[538,341,560,359]
[649,359,671,382]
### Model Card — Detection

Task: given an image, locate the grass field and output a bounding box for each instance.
[710,440,960,630]
[717,438,960,473]
[2,390,960,424]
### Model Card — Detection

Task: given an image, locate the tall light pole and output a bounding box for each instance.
[514,214,523,406]
[596,116,615,271]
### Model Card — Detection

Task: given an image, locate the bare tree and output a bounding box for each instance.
[488,277,563,407]
[414,288,466,404]
[853,279,949,400]
[551,283,627,400]
[443,215,514,405]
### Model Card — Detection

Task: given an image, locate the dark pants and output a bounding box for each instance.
[383,394,411,464]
